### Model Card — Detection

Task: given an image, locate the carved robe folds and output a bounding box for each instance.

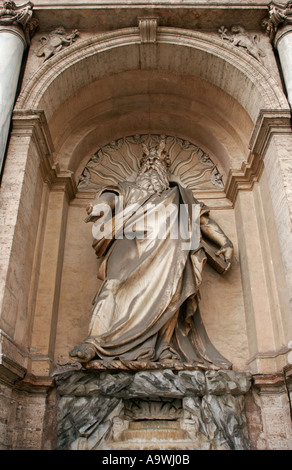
[84,181,231,369]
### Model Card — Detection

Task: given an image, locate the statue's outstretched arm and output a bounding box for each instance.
[200,214,233,272]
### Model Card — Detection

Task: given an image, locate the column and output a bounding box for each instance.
[0,1,35,176]
[263,1,292,107]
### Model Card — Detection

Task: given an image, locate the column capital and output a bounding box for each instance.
[262,1,292,45]
[0,1,38,45]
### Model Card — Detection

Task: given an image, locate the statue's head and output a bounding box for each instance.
[140,140,170,171]
[136,140,170,194]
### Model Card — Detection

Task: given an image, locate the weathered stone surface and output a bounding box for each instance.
[126,370,187,398]
[182,392,250,450]
[178,370,206,395]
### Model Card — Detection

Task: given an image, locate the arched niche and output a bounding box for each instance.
[5,25,291,377]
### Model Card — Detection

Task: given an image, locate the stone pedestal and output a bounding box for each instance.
[0,25,26,174]
[55,368,252,450]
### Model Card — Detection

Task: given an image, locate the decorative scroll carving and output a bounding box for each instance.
[36,26,79,61]
[262,1,292,42]
[78,134,224,192]
[218,25,265,62]
[0,1,38,44]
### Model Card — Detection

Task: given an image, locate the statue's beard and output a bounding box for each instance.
[135,164,169,194]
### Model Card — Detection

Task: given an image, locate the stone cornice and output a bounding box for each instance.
[12,109,54,158]
[249,108,292,155]
[225,152,264,203]
[0,328,28,385]
[253,364,292,394]
[11,109,78,200]
[225,108,291,203]
[11,109,292,207]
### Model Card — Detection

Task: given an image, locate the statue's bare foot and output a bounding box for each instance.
[69,343,96,362]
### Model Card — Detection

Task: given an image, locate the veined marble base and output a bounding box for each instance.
[0,27,25,174]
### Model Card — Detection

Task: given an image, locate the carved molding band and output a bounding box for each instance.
[15,27,288,112]
[11,110,77,199]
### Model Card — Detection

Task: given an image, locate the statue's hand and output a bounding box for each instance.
[216,242,233,272]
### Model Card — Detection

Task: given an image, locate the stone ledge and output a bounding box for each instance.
[253,364,292,394]
[0,354,26,386]
[54,367,252,398]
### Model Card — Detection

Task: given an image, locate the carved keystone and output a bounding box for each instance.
[138,16,158,43]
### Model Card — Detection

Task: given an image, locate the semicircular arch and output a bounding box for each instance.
[15,26,289,180]
[16,26,288,116]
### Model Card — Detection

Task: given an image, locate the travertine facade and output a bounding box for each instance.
[0,0,292,450]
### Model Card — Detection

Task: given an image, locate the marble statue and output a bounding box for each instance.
[70,139,233,370]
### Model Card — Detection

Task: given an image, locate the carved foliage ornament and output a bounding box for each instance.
[218,25,265,62]
[78,134,224,192]
[262,1,292,42]
[36,26,79,62]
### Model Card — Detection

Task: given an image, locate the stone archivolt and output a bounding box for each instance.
[16,26,287,114]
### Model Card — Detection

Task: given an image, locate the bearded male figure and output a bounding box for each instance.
[70,140,233,369]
